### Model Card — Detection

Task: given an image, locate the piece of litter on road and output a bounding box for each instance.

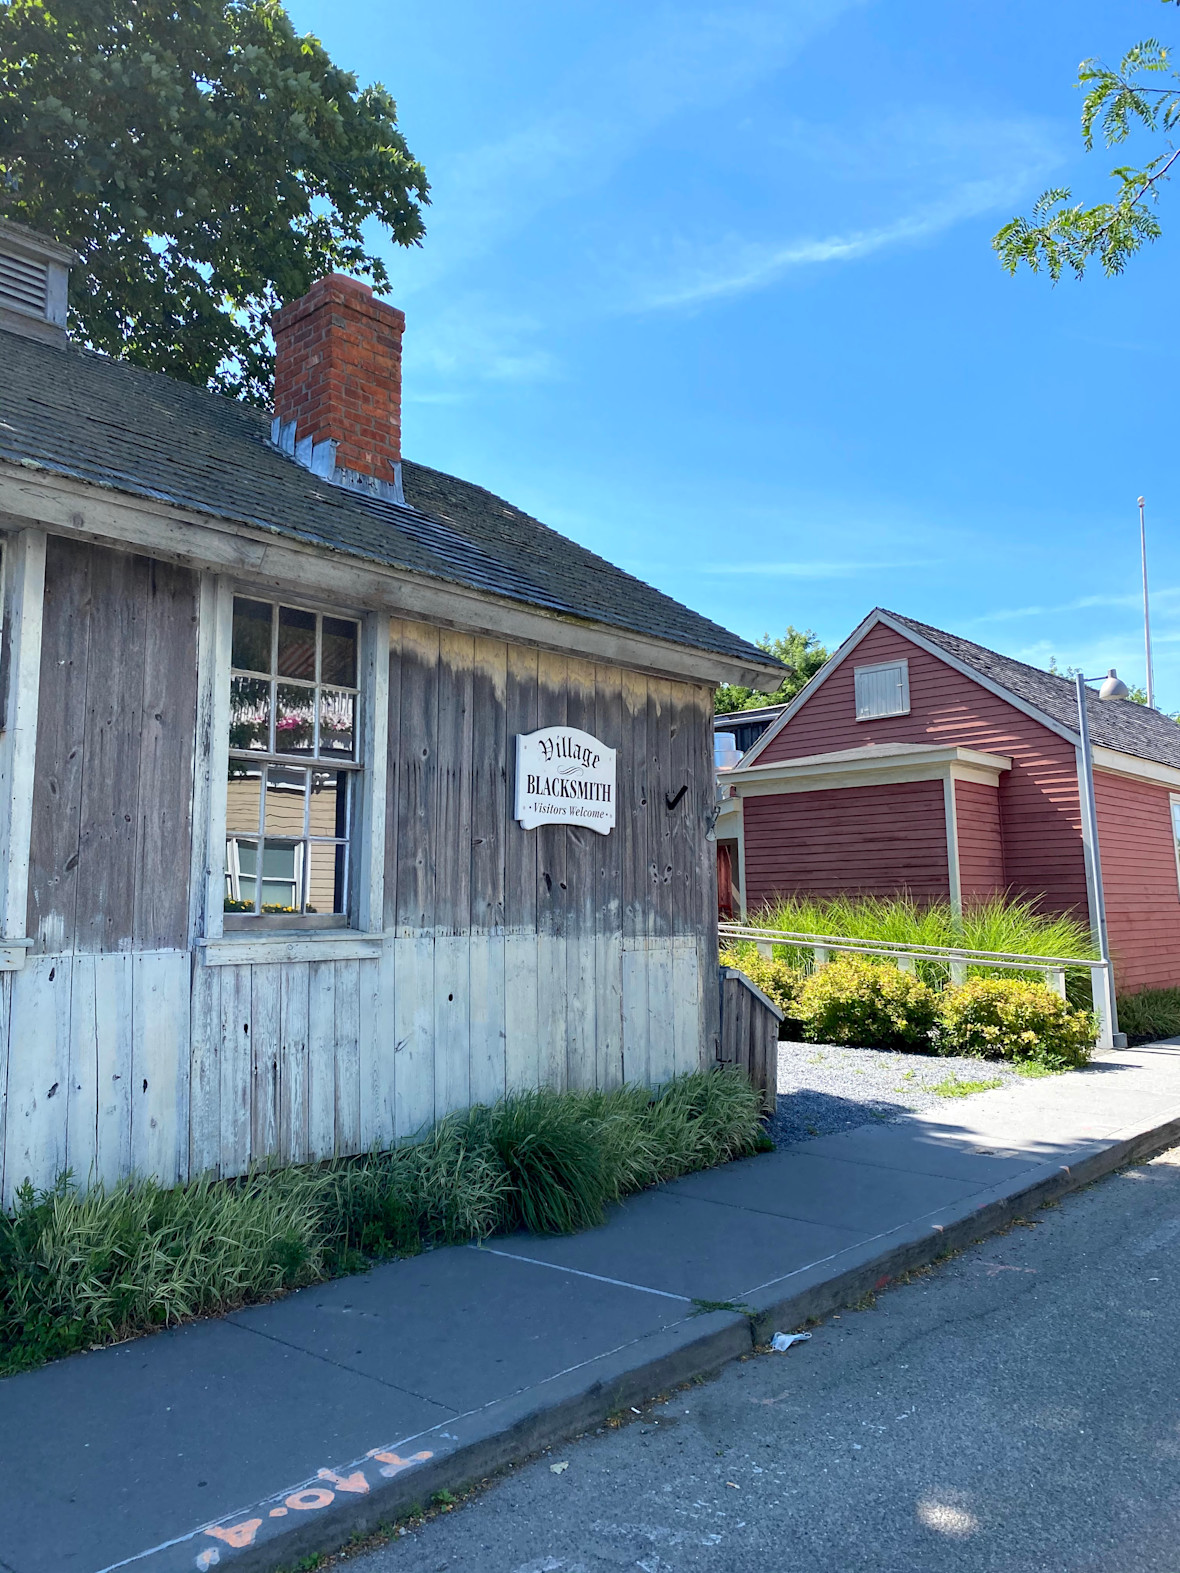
[550,1461,569,1475]
[771,1331,812,1352]
[726,1481,740,1489]
[630,1406,641,1414]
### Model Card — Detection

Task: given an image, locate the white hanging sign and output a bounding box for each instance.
[514,726,616,835]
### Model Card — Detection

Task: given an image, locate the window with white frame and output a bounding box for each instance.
[1171,797,1180,898]
[225,597,360,926]
[854,659,910,720]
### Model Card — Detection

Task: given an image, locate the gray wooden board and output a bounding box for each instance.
[75,547,149,952]
[470,636,508,934]
[535,652,568,1089]
[382,619,405,929]
[435,630,474,934]
[27,535,92,954]
[395,621,440,931]
[646,676,674,941]
[278,962,310,1165]
[134,558,199,949]
[504,642,538,934]
[620,668,649,942]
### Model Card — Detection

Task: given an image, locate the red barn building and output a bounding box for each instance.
[721,609,1180,996]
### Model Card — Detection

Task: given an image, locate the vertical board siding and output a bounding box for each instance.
[1096,770,1180,993]
[5,595,719,1195]
[28,538,198,955]
[754,623,1089,916]
[744,779,952,908]
[954,779,1005,901]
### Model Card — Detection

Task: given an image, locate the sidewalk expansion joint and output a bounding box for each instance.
[221,1317,453,1411]
[470,1243,693,1301]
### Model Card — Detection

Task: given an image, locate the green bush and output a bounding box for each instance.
[794,955,941,1051]
[719,945,803,1032]
[935,978,1095,1068]
[0,1067,764,1375]
[1115,986,1180,1044]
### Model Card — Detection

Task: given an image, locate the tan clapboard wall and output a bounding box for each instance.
[0,541,719,1204]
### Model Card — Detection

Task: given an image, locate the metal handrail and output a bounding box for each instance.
[718,920,1117,1049]
[719,922,1103,971]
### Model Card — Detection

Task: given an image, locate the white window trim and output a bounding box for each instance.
[191,576,388,957]
[0,528,45,970]
[854,658,910,721]
[1170,794,1180,900]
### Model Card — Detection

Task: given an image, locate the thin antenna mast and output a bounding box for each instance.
[1140,496,1155,709]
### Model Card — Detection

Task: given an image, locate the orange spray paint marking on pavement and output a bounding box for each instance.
[318,1467,370,1494]
[285,1487,335,1511]
[205,1518,262,1548]
[369,1448,433,1479]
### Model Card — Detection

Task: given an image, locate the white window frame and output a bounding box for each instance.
[854,658,910,721]
[1170,795,1180,899]
[193,576,388,962]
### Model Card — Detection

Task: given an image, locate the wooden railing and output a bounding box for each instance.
[719,921,1121,1051]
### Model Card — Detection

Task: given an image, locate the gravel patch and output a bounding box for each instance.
[769,1038,1043,1147]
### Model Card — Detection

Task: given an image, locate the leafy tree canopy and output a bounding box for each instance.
[0,0,428,400]
[714,625,830,716]
[995,0,1180,279]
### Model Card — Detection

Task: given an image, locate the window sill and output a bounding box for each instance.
[200,931,383,967]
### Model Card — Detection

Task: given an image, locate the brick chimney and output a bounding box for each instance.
[271,274,406,503]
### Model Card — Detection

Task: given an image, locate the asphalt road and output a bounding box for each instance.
[346,1146,1180,1573]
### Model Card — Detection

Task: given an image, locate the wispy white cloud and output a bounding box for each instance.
[388,0,871,297]
[402,299,558,385]
[964,587,1180,625]
[702,558,925,578]
[617,111,1061,312]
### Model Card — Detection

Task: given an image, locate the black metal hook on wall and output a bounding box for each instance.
[665,783,688,811]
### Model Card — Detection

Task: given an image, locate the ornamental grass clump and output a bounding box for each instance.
[0,1067,764,1376]
[793,955,941,1052]
[935,978,1096,1069]
[1114,986,1180,1045]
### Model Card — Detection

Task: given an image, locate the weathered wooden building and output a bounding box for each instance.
[0,223,779,1204]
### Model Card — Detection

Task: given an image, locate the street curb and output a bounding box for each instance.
[149,1103,1180,1573]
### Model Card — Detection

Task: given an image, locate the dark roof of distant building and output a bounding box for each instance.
[884,609,1180,771]
[0,332,780,675]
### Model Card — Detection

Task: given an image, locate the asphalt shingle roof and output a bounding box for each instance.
[885,608,1180,772]
[0,331,779,675]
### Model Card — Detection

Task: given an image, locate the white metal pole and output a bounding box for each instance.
[1140,495,1155,709]
[1075,673,1120,1046]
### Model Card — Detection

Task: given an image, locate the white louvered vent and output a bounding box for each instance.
[854,659,910,720]
[0,249,49,316]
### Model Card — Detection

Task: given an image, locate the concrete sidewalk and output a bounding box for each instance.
[5,1043,1180,1573]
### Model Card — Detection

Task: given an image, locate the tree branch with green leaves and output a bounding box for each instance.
[0,0,429,401]
[994,3,1180,280]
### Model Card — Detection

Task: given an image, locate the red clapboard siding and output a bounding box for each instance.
[1095,770,1180,992]
[756,623,1088,916]
[955,779,1004,901]
[744,779,950,908]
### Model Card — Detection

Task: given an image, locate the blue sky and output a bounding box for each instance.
[291,0,1177,706]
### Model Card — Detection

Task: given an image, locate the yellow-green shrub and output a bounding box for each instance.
[935,978,1095,1068]
[719,946,803,1030]
[794,955,940,1051]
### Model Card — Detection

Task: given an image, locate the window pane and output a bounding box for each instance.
[319,689,356,758]
[310,769,350,838]
[260,841,302,912]
[230,677,271,751]
[224,839,258,912]
[275,683,315,755]
[225,764,262,835]
[306,841,347,914]
[264,766,308,837]
[277,605,317,681]
[322,616,358,687]
[232,598,272,674]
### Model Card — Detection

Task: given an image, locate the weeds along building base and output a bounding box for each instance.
[0,224,781,1205]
